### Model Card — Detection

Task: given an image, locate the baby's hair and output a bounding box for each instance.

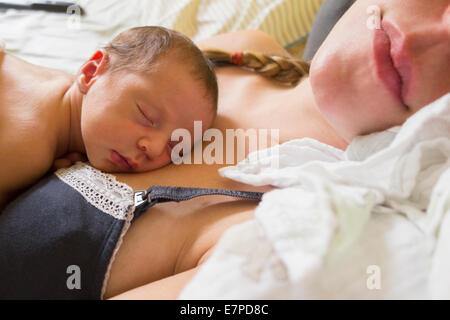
[103,26,218,113]
[202,48,310,86]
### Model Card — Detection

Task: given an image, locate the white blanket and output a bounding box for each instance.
[179,93,450,299]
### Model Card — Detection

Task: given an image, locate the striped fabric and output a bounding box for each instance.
[144,0,325,48]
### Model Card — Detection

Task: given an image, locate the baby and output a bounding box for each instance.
[0,26,218,209]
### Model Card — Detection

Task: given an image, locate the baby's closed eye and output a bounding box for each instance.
[137,104,155,127]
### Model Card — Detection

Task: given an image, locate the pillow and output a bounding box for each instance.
[302,0,357,61]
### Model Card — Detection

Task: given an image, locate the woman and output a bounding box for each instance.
[105,0,449,299]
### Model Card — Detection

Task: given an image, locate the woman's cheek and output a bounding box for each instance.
[310,48,346,119]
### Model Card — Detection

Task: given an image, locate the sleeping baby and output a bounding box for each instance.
[0,26,218,210]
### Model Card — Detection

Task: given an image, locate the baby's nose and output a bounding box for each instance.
[138,137,169,160]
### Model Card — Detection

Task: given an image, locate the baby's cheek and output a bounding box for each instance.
[144,154,173,172]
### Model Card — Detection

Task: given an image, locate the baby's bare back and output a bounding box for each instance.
[0,52,71,210]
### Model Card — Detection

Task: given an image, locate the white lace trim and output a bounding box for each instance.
[55,161,135,221]
[55,161,136,299]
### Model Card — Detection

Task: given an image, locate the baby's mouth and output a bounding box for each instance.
[110,150,135,171]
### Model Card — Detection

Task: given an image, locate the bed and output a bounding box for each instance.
[0,0,323,74]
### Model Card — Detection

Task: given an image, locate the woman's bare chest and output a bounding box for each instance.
[216,69,346,147]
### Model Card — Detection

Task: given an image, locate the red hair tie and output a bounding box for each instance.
[230,51,244,66]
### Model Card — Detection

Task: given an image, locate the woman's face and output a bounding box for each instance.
[310,0,450,142]
[80,55,214,173]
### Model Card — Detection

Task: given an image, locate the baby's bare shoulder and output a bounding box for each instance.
[0,53,69,210]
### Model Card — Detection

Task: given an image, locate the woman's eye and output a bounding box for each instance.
[137,104,154,126]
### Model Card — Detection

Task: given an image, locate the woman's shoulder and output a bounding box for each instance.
[197,30,292,57]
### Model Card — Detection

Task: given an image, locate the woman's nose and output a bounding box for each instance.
[137,137,168,160]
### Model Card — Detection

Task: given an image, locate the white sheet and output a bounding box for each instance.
[179,93,450,299]
[0,0,319,74]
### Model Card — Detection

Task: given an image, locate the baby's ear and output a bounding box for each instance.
[77,49,109,94]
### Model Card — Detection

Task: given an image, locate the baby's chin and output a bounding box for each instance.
[103,159,173,174]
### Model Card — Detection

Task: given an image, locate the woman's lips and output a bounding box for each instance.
[110,150,133,171]
[373,27,407,108]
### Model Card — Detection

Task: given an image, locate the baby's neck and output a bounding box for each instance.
[54,78,86,158]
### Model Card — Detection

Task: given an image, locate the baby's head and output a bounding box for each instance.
[309,0,450,142]
[76,26,217,172]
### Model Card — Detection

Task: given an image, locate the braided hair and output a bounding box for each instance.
[202,48,310,86]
